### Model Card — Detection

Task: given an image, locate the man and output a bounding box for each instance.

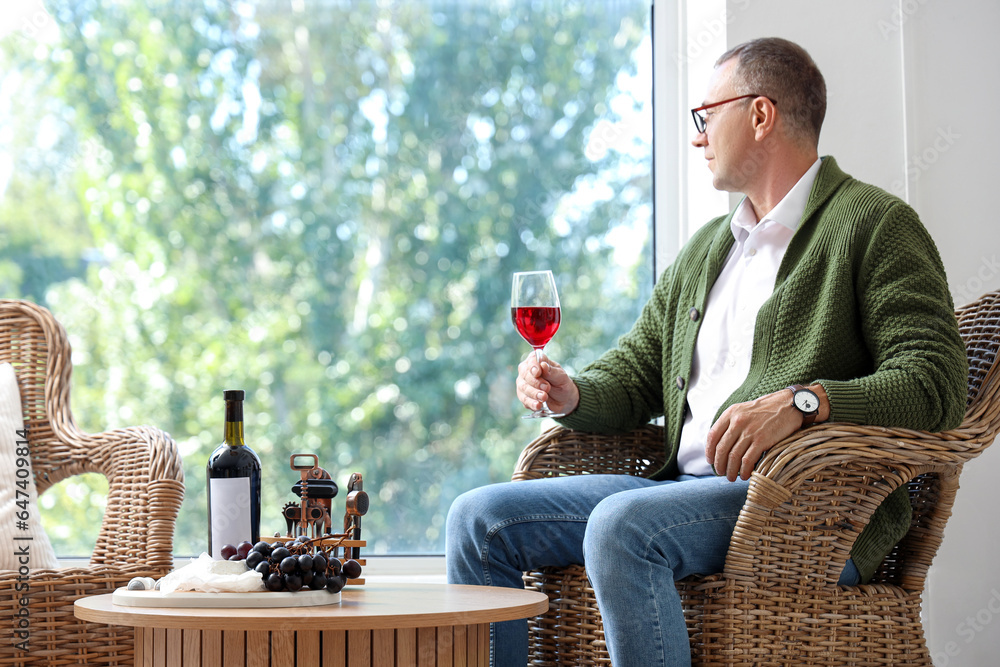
[446,37,967,667]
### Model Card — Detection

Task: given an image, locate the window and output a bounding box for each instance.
[1,0,652,556]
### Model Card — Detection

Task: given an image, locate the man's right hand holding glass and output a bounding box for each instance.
[516,352,580,417]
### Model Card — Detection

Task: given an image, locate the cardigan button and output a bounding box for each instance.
[676,376,685,390]
[689,307,700,321]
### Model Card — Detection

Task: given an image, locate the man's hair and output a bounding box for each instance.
[716,37,826,146]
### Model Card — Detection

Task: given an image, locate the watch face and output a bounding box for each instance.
[794,389,819,413]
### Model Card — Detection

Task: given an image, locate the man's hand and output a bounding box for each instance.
[516,352,580,416]
[706,384,829,482]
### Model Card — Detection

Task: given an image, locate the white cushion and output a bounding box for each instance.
[0,362,59,570]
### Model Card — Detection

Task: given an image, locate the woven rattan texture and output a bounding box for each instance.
[0,300,184,667]
[514,290,1000,666]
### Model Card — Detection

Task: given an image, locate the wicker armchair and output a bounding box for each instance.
[513,290,1000,666]
[0,300,184,667]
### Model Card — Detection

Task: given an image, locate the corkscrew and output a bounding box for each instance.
[343,473,369,559]
[284,454,337,539]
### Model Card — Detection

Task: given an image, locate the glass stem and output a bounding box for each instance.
[534,347,549,412]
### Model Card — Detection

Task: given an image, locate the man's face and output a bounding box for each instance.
[691,59,756,194]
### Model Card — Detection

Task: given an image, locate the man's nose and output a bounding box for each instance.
[691,130,707,148]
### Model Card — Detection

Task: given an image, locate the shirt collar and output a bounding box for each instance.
[730,158,823,237]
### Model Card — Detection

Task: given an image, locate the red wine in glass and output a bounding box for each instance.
[511,271,565,419]
[511,306,561,349]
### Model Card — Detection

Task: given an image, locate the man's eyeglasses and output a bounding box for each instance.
[691,94,776,134]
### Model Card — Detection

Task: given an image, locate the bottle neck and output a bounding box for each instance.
[224,400,245,447]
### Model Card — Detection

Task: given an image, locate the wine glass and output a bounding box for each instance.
[511,270,565,419]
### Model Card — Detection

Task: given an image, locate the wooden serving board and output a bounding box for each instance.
[111,588,341,609]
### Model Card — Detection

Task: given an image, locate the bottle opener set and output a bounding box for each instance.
[265,454,369,584]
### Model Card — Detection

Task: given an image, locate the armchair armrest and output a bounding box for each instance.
[33,420,184,571]
[513,424,667,481]
[91,425,184,569]
[723,411,999,589]
[756,415,999,491]
[724,352,1000,589]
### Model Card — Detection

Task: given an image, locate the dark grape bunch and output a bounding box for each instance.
[220,538,362,594]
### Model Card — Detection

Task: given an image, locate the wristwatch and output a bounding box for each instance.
[787,384,820,426]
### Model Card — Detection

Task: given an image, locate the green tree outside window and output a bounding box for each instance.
[0,0,652,556]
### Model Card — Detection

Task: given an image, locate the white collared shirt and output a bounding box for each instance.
[676,159,822,475]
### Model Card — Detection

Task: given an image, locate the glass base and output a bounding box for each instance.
[522,407,566,419]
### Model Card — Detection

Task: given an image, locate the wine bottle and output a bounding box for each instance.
[206,389,261,559]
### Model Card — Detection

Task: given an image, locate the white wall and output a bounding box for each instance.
[901,3,1000,664]
[721,1,1000,664]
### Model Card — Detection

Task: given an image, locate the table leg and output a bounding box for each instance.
[348,629,371,664]
[183,629,201,666]
[271,631,295,666]
[373,628,394,667]
[297,629,321,667]
[322,629,347,667]
[222,630,244,667]
[453,625,466,666]
[203,630,222,665]
[436,626,453,667]
[396,628,417,664]
[134,627,147,667]
[417,627,436,666]
[166,628,182,667]
[247,631,268,667]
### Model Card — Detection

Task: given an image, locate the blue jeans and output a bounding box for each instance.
[445,473,861,667]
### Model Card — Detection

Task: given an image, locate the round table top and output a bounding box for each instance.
[74,582,549,631]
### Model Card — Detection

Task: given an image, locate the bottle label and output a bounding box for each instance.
[209,477,252,559]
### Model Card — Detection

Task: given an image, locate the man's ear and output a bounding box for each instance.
[751,98,777,141]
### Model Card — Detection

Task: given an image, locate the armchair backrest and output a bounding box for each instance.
[956,290,1000,415]
[873,290,1000,588]
[0,300,82,493]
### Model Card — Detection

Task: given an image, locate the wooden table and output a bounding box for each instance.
[75,582,548,667]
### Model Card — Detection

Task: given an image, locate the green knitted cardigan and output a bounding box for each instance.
[558,156,968,583]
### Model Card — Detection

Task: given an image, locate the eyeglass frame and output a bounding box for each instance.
[690,94,777,134]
